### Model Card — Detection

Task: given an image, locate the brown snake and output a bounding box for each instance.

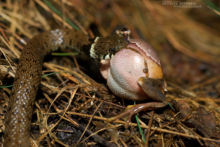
[4,28,127,147]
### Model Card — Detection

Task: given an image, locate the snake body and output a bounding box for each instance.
[4,28,128,147]
[4,29,90,147]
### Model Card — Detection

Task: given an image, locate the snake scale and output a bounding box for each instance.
[4,28,127,147]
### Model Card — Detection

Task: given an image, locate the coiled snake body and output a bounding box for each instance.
[4,28,126,147]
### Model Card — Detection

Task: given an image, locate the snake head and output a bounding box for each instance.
[99,38,166,102]
[90,28,129,60]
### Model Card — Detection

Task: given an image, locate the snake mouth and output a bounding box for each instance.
[90,28,130,61]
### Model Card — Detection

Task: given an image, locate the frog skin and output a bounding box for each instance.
[93,30,166,102]
[96,33,167,121]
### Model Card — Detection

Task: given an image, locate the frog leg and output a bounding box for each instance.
[138,77,166,102]
[108,102,167,123]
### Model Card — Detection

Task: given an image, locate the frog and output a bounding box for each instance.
[90,28,167,121]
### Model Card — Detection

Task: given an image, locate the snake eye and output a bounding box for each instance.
[115,28,130,41]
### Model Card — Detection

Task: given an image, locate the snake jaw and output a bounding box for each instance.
[89,29,130,61]
[90,36,100,59]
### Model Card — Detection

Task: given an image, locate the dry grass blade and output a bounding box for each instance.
[0,0,219,146]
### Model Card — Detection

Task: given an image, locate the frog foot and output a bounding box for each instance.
[137,77,166,102]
